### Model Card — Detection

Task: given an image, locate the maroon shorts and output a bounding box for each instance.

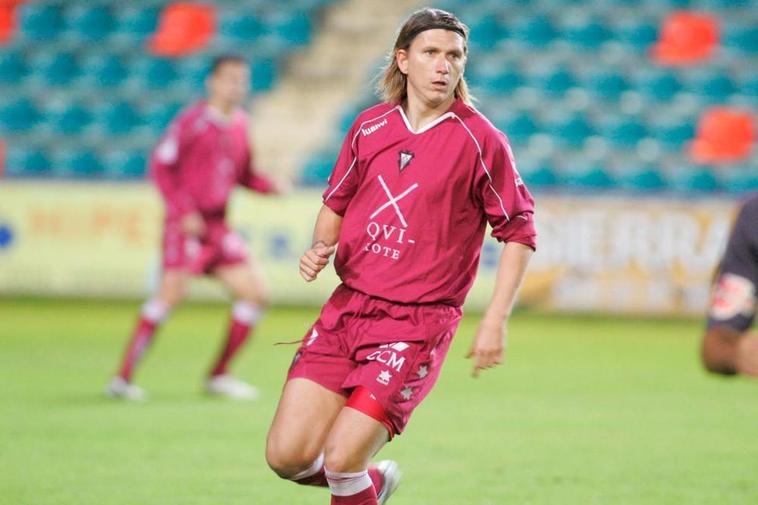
[287,284,462,435]
[162,219,248,275]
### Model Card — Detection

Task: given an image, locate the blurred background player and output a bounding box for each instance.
[265,9,535,505]
[106,55,284,401]
[701,192,758,377]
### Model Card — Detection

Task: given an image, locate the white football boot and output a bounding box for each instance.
[105,376,147,401]
[205,374,259,400]
[376,460,401,504]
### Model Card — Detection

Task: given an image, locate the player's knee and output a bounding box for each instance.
[265,440,317,479]
[701,333,738,375]
[323,445,364,474]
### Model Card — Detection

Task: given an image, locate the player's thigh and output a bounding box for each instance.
[323,407,389,473]
[156,269,189,307]
[266,378,346,475]
[214,262,269,306]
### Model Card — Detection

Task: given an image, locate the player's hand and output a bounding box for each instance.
[181,212,205,237]
[299,241,335,282]
[737,334,758,377]
[272,178,293,195]
[466,318,507,378]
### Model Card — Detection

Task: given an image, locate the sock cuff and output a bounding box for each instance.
[232,301,262,325]
[325,468,372,497]
[290,453,324,481]
[141,299,169,323]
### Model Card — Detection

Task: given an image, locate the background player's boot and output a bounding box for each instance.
[376,460,401,504]
[105,376,147,401]
[205,374,259,400]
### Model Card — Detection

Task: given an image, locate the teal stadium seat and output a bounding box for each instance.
[563,166,616,189]
[220,13,264,43]
[136,57,180,90]
[722,165,758,194]
[724,26,758,53]
[521,164,558,189]
[636,70,683,102]
[266,11,313,47]
[301,150,337,186]
[511,15,556,47]
[532,68,577,97]
[674,166,721,193]
[0,52,28,85]
[652,121,696,152]
[63,5,114,42]
[99,102,142,136]
[584,71,629,101]
[547,114,595,148]
[36,52,81,86]
[614,19,657,50]
[5,148,52,177]
[145,102,183,136]
[106,151,148,179]
[602,117,648,148]
[562,18,611,48]
[689,74,737,102]
[468,66,523,94]
[51,104,92,136]
[83,55,129,88]
[113,6,159,39]
[18,4,63,41]
[495,112,539,145]
[252,58,277,92]
[0,99,40,133]
[465,14,505,51]
[619,166,668,191]
[57,151,104,178]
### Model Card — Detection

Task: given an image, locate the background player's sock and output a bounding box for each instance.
[325,469,377,505]
[210,301,261,377]
[117,299,169,381]
[292,453,328,487]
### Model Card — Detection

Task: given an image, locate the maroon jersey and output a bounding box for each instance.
[150,100,274,221]
[323,99,537,307]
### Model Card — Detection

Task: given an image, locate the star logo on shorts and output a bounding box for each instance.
[400,387,413,401]
[377,370,392,386]
[417,365,428,379]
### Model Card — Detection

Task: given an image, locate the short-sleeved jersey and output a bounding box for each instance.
[707,193,758,332]
[322,99,537,307]
[150,101,274,221]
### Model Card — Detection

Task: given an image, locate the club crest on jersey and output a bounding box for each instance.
[398,151,414,172]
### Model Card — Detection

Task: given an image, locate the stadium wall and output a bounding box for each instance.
[0,182,737,315]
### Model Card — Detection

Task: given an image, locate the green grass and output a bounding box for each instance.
[1,298,756,505]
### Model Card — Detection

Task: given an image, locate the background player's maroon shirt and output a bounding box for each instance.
[150,100,274,221]
[323,99,537,307]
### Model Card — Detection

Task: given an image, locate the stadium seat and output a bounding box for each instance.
[5,147,52,177]
[495,113,539,144]
[619,166,667,191]
[614,19,658,51]
[265,11,313,47]
[531,68,577,97]
[722,24,758,54]
[584,71,629,101]
[563,166,616,189]
[219,13,263,43]
[652,121,696,152]
[689,107,755,163]
[635,70,683,102]
[50,104,92,136]
[602,117,648,148]
[135,56,180,90]
[689,74,738,101]
[251,57,277,92]
[0,2,19,44]
[468,65,523,94]
[546,114,595,149]
[106,151,148,179]
[17,3,62,41]
[82,54,129,88]
[511,15,556,47]
[145,102,183,136]
[673,165,721,192]
[0,51,27,84]
[63,5,114,42]
[521,164,558,188]
[465,14,504,50]
[35,52,81,86]
[721,164,758,194]
[148,3,216,57]
[113,6,159,38]
[301,150,337,186]
[562,17,611,48]
[651,11,720,65]
[98,102,142,136]
[0,98,39,133]
[56,150,104,178]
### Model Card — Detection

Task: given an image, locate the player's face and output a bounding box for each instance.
[207,62,250,108]
[397,29,466,109]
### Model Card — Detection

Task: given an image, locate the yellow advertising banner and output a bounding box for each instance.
[0,182,740,315]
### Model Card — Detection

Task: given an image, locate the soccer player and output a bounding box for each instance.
[265,9,536,504]
[701,193,758,377]
[106,55,283,401]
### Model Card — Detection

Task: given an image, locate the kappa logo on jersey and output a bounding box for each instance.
[361,118,388,137]
[398,150,414,172]
[710,273,756,320]
[367,342,410,372]
[370,175,418,228]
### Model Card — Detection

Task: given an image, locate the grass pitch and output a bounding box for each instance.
[1,298,756,505]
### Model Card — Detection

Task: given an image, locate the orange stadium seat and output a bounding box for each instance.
[0,1,25,44]
[148,3,215,57]
[689,108,755,163]
[652,11,719,66]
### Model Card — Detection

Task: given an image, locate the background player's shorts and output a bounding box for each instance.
[162,218,248,275]
[287,284,462,436]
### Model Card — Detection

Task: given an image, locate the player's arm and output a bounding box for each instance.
[299,205,342,282]
[468,242,533,377]
[151,121,203,236]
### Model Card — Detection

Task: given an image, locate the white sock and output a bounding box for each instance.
[325,468,372,496]
[232,301,262,325]
[141,299,169,323]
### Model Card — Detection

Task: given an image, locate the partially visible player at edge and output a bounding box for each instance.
[701,192,758,377]
[266,9,536,505]
[107,55,285,401]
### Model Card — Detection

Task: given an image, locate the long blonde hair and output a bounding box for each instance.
[376,8,473,106]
